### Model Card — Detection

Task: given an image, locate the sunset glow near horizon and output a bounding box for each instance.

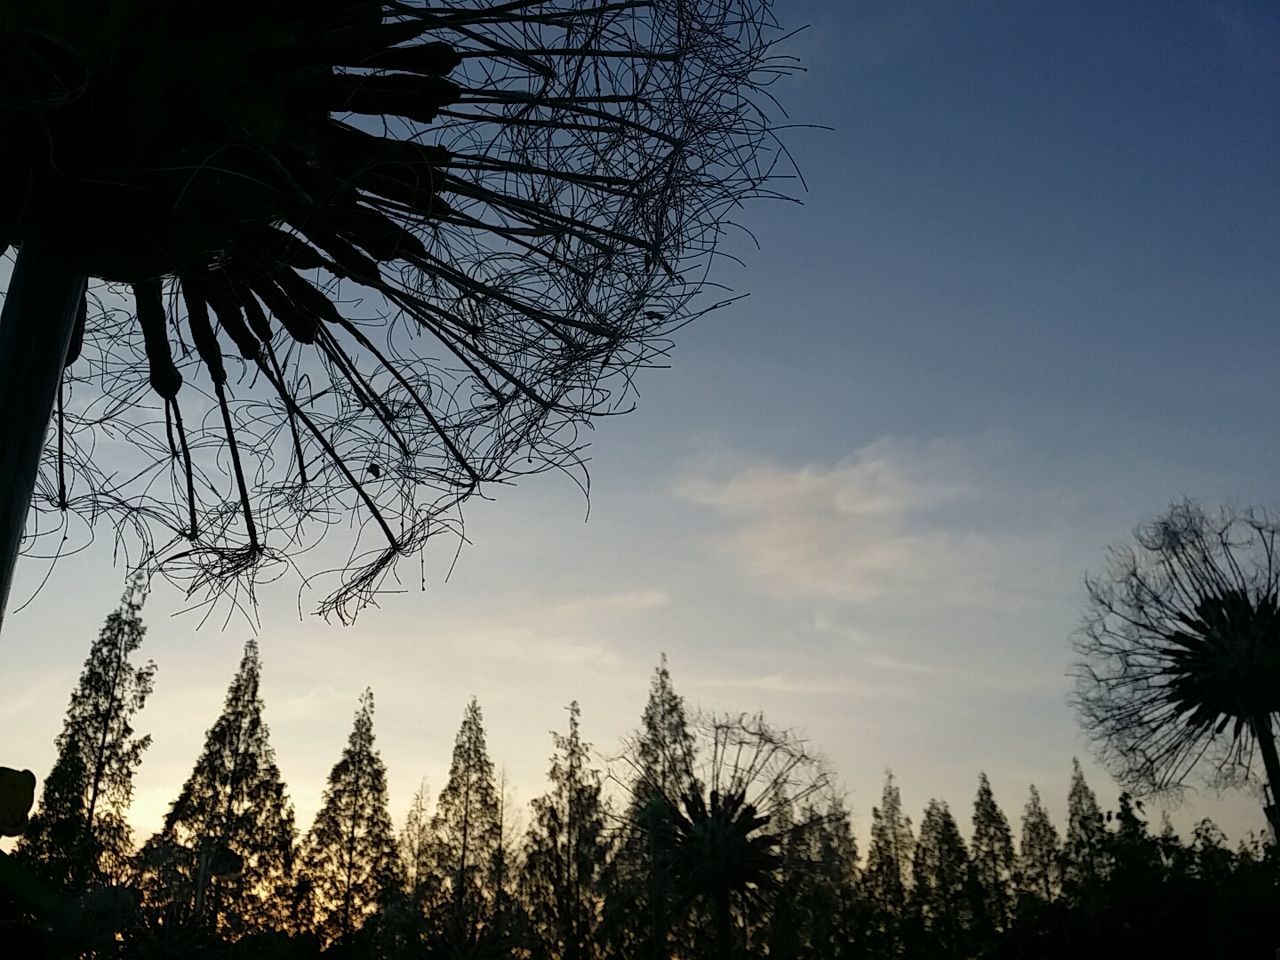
[3,0,1279,851]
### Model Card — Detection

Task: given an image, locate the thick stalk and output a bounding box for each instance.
[1253,714,1280,841]
[0,236,87,632]
[714,882,733,960]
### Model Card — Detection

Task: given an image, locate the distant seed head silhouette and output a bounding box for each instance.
[0,0,789,619]
[1074,500,1280,832]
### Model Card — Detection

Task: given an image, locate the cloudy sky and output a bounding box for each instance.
[4,0,1280,851]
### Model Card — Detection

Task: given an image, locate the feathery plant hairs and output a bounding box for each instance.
[0,0,797,623]
[1073,500,1280,839]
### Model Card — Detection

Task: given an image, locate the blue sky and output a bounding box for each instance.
[4,0,1280,850]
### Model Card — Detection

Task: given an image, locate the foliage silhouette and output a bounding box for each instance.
[1062,758,1110,901]
[521,701,612,960]
[4,632,1279,958]
[137,639,295,939]
[296,689,401,949]
[603,653,698,960]
[397,778,432,928]
[424,696,504,955]
[859,772,914,959]
[908,798,975,959]
[1016,784,1061,907]
[969,772,1015,936]
[0,768,36,838]
[765,797,861,960]
[17,573,155,891]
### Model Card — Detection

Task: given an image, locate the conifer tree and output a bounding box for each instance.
[605,654,699,960]
[764,799,804,960]
[297,688,402,948]
[1155,811,1193,879]
[1106,792,1161,897]
[137,638,295,939]
[491,769,526,953]
[1063,758,1110,899]
[909,799,974,958]
[18,575,155,890]
[400,779,433,918]
[426,697,503,953]
[1016,785,1060,904]
[969,772,1015,935]
[522,701,613,960]
[860,772,914,959]
[768,799,861,960]
[1189,818,1234,883]
[633,655,698,805]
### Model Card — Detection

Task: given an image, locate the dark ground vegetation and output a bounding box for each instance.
[2,588,1278,959]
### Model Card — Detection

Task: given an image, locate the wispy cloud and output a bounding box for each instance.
[686,671,921,701]
[553,589,671,616]
[675,436,1049,610]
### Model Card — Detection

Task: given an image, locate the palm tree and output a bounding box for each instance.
[0,0,791,627]
[1074,500,1280,839]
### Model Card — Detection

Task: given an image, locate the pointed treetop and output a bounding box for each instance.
[634,654,696,804]
[969,772,1016,934]
[16,578,155,888]
[140,636,294,937]
[297,684,400,947]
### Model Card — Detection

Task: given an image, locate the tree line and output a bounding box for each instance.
[2,580,1277,958]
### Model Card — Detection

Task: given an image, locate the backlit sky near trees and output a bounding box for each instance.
[4,0,1279,848]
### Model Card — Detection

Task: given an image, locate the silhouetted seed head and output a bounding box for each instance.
[1,0,791,618]
[1074,500,1280,798]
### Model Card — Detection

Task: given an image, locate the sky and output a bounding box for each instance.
[3,0,1280,853]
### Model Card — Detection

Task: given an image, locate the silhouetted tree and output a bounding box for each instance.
[766,798,861,960]
[1074,500,1280,838]
[297,688,401,949]
[399,779,433,924]
[604,654,698,959]
[426,697,504,954]
[625,655,700,812]
[860,772,914,959]
[969,772,1015,936]
[636,713,832,960]
[1016,785,1060,906]
[489,770,526,955]
[137,639,295,939]
[1063,759,1110,901]
[18,575,155,890]
[0,0,796,627]
[1105,792,1164,902]
[521,701,612,960]
[1154,811,1194,879]
[908,799,974,958]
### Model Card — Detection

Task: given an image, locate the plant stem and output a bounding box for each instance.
[714,883,733,960]
[0,235,87,633]
[1253,714,1280,842]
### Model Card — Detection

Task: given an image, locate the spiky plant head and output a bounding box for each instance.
[621,711,838,926]
[648,784,783,909]
[1074,500,1280,794]
[0,0,790,618]
[1165,588,1280,734]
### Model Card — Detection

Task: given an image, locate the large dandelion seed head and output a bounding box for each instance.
[1074,500,1280,795]
[0,0,794,620]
